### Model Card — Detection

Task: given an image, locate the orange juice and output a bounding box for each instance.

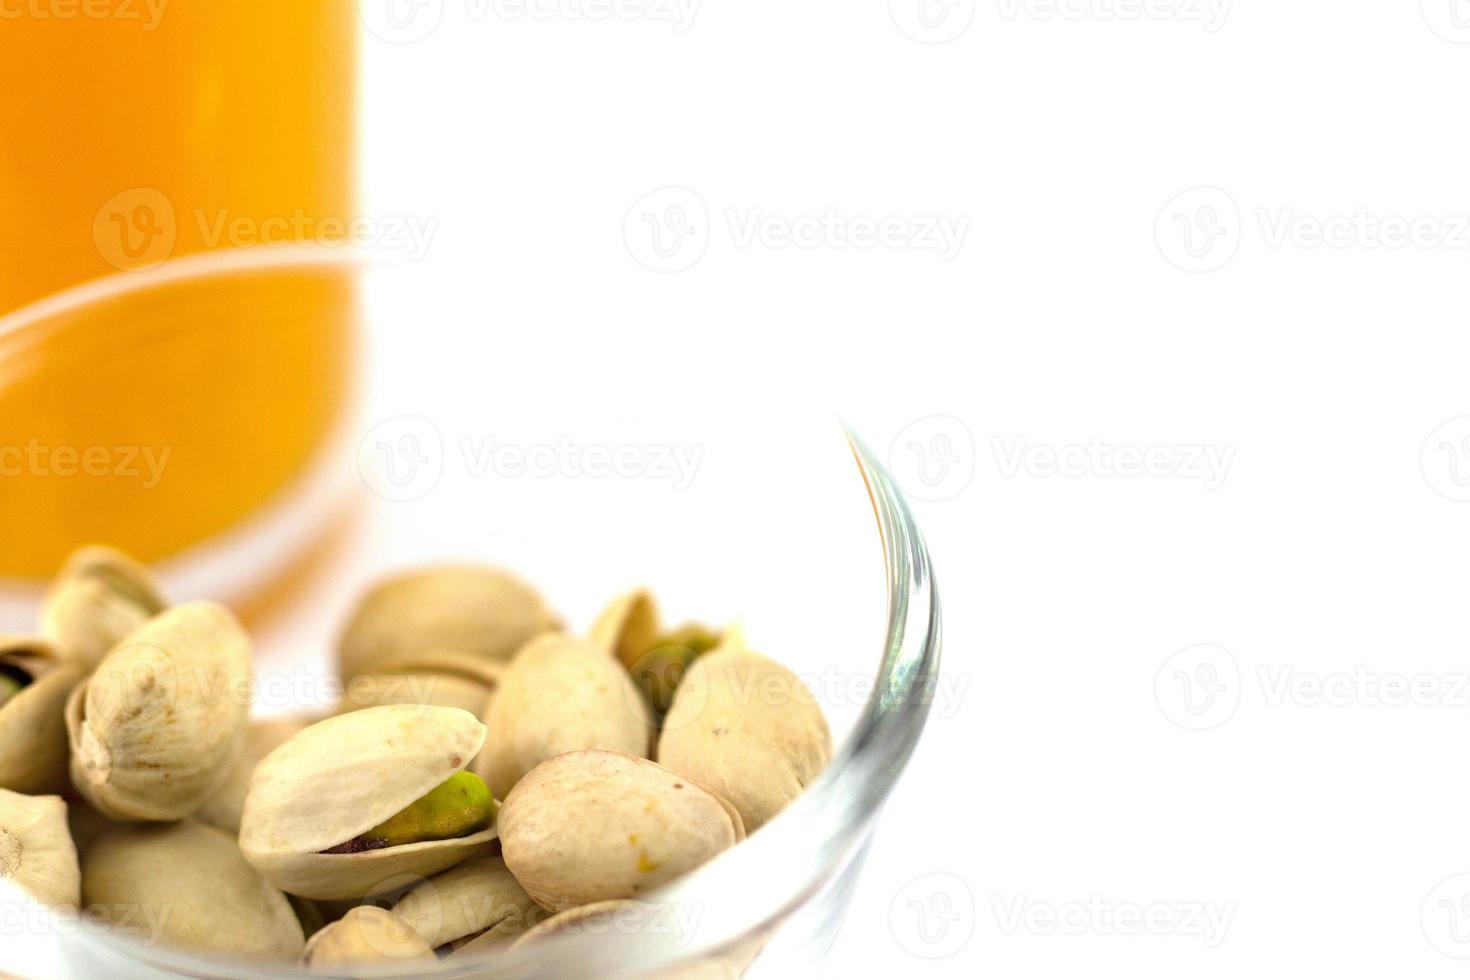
[0,1,357,580]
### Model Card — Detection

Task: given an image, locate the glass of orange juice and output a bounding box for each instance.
[0,1,359,605]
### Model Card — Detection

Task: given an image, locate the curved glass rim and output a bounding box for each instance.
[12,254,944,978]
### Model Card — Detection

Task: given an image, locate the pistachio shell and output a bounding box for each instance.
[339,651,503,718]
[0,790,80,908]
[337,566,559,682]
[40,545,167,667]
[0,637,88,795]
[393,854,543,951]
[657,645,831,833]
[240,705,498,901]
[198,717,314,835]
[590,589,662,669]
[475,634,654,800]
[65,601,252,821]
[83,821,304,959]
[498,751,743,913]
[302,906,435,970]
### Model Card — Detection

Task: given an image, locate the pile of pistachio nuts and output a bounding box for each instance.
[0,547,832,973]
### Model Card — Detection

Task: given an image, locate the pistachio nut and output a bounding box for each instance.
[83,821,304,959]
[475,634,654,800]
[338,650,503,719]
[40,545,167,667]
[498,750,744,913]
[301,906,435,970]
[337,566,559,682]
[629,624,722,718]
[393,853,544,952]
[590,589,662,669]
[240,705,499,901]
[657,644,832,833]
[0,637,88,795]
[0,790,80,908]
[198,717,314,835]
[65,601,252,821]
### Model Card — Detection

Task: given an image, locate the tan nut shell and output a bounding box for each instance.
[0,637,88,795]
[198,717,314,835]
[339,651,503,718]
[302,906,435,970]
[499,751,743,913]
[590,589,662,669]
[83,821,304,959]
[393,853,543,950]
[657,644,830,833]
[0,790,80,908]
[41,545,167,668]
[475,634,654,800]
[239,705,498,901]
[337,566,559,681]
[65,601,252,821]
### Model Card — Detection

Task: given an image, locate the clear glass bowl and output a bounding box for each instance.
[0,255,942,979]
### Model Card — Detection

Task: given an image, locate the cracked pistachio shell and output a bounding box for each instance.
[0,790,80,908]
[198,717,315,835]
[657,643,832,833]
[338,651,503,718]
[302,906,435,971]
[475,634,654,800]
[40,545,167,668]
[83,821,304,959]
[394,854,543,951]
[499,751,743,913]
[590,589,662,670]
[65,601,252,821]
[240,705,498,901]
[337,566,559,682]
[0,637,88,795]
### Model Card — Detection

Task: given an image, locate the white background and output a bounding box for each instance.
[349,1,1470,977]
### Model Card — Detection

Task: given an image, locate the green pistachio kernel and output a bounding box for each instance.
[630,625,721,717]
[323,771,496,854]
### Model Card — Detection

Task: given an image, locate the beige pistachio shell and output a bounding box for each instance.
[337,566,559,682]
[64,796,120,861]
[65,601,252,821]
[499,751,743,913]
[475,634,654,800]
[83,821,304,959]
[198,717,314,835]
[393,854,543,951]
[240,705,497,901]
[590,589,662,669]
[302,906,435,970]
[0,637,88,795]
[0,790,80,908]
[40,545,167,667]
[339,651,503,718]
[657,644,831,833]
